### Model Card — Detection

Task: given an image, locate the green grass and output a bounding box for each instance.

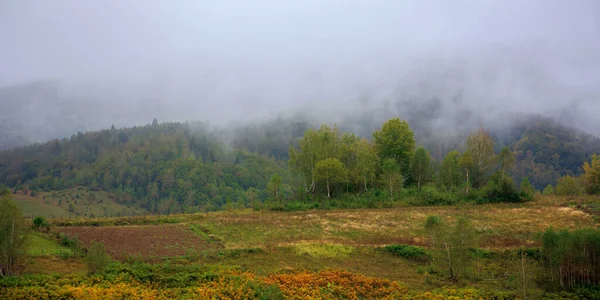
[27,233,73,256]
[12,187,147,219]
[42,187,146,218]
[199,211,326,249]
[13,194,70,218]
[171,245,428,288]
[294,243,354,258]
[29,195,600,294]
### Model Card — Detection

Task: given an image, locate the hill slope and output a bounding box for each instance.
[1,109,599,214]
[0,122,291,214]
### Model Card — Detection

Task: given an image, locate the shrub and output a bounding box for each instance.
[405,186,460,206]
[470,248,494,259]
[542,184,555,196]
[384,244,431,262]
[478,177,523,204]
[32,216,50,232]
[59,233,80,249]
[520,177,536,200]
[556,175,583,196]
[59,251,72,260]
[294,243,353,258]
[85,240,111,274]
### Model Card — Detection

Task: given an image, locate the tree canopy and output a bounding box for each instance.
[372,118,415,177]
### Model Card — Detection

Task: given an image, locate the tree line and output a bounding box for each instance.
[0,117,599,213]
[288,118,600,204]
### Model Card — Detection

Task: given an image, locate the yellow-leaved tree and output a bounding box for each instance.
[583,154,600,195]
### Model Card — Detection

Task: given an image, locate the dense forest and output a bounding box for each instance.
[0,121,293,213]
[1,113,599,214]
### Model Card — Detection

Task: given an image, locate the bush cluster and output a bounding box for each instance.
[384,244,431,262]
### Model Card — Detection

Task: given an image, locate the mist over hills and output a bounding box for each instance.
[1,41,599,151]
[1,0,599,198]
[2,1,600,151]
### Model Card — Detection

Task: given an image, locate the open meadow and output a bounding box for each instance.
[3,195,599,299]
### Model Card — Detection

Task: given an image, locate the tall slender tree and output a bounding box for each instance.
[465,128,496,188]
[498,146,516,180]
[381,158,403,198]
[459,152,474,193]
[0,189,29,277]
[314,158,347,198]
[355,139,378,192]
[267,174,282,204]
[439,150,462,191]
[411,147,431,189]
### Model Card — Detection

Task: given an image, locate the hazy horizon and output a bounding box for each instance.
[2,0,600,136]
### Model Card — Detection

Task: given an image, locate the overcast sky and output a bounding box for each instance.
[1,0,600,132]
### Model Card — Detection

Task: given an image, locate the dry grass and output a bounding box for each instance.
[24,256,87,275]
[194,197,598,250]
[24,196,599,292]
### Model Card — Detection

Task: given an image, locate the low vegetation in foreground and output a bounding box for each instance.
[2,189,600,299]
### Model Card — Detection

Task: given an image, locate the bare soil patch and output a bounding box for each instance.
[57,224,222,260]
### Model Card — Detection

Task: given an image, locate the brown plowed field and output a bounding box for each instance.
[57,224,222,260]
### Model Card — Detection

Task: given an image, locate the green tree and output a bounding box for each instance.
[411,147,431,189]
[458,152,474,193]
[520,177,535,199]
[267,174,282,204]
[85,240,110,274]
[541,228,600,288]
[439,150,462,191]
[372,118,415,177]
[314,158,347,198]
[424,215,441,261]
[542,184,554,196]
[338,132,359,170]
[465,129,496,188]
[381,158,403,198]
[427,216,478,281]
[355,138,378,192]
[0,189,29,277]
[32,216,49,233]
[498,146,515,180]
[288,125,343,195]
[555,175,582,196]
[582,154,600,195]
[245,187,260,212]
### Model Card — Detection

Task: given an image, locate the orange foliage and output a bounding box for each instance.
[264,269,409,299]
[1,269,517,300]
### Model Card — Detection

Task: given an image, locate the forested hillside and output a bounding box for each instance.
[1,113,599,215]
[497,114,600,189]
[0,121,291,214]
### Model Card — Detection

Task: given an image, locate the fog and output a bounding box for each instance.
[1,0,600,138]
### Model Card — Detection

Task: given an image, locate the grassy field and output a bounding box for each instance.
[7,195,599,299]
[27,232,73,256]
[193,198,597,251]
[13,193,70,218]
[12,187,146,218]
